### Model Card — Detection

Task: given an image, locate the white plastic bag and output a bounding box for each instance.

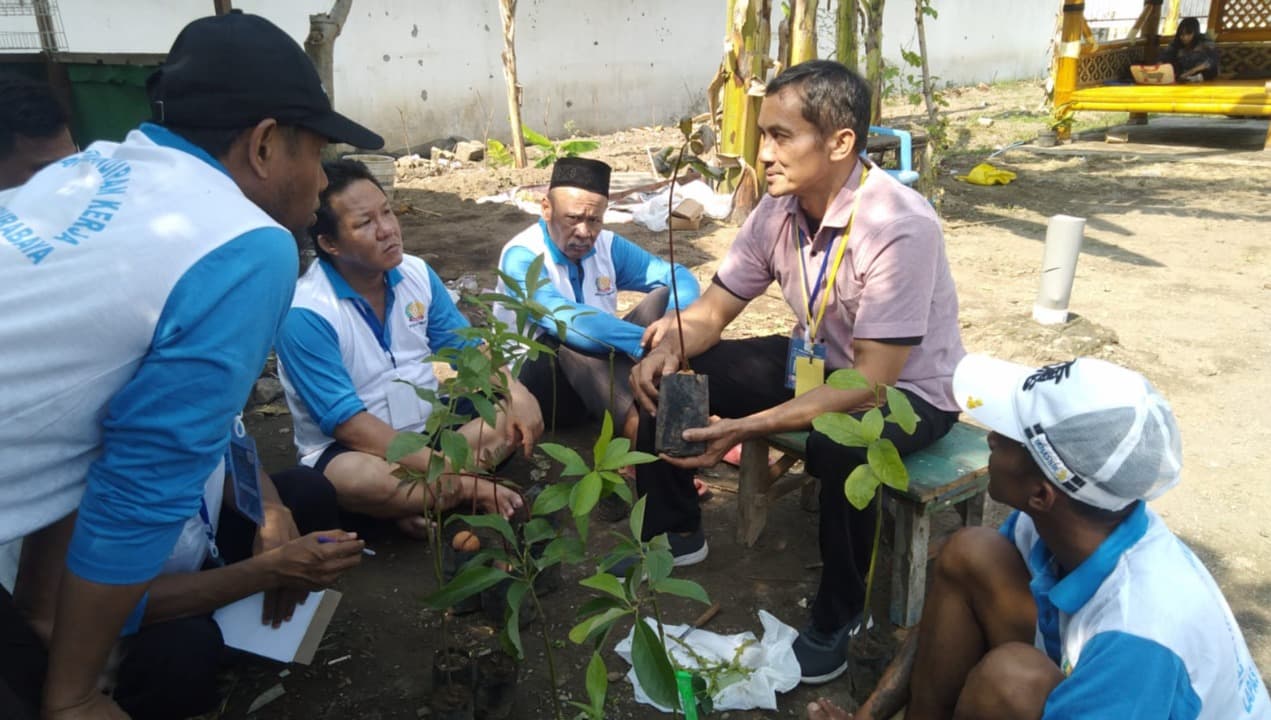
[630,180,733,232]
[613,610,800,712]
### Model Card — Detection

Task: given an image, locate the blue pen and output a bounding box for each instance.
[318,535,376,556]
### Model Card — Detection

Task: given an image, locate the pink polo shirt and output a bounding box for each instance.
[715,161,964,412]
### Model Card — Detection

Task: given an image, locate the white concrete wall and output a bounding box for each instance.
[12,1,1055,145]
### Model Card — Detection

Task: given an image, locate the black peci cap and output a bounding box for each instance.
[549,157,611,197]
[146,11,383,149]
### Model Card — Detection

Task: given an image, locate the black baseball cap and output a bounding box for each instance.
[146,11,383,149]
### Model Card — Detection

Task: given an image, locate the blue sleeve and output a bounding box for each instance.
[610,234,700,310]
[67,227,298,585]
[999,510,1020,539]
[499,245,645,358]
[276,307,367,436]
[424,265,475,351]
[1043,631,1200,720]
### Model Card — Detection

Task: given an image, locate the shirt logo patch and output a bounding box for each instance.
[594,275,614,294]
[404,300,427,327]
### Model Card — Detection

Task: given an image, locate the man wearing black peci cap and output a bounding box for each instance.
[493,157,700,439]
[0,11,381,718]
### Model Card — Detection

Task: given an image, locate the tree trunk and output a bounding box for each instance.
[862,0,885,123]
[498,0,529,169]
[914,0,937,128]
[836,0,858,70]
[720,0,768,212]
[304,0,353,109]
[790,0,819,66]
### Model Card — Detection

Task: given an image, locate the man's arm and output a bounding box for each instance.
[609,234,701,309]
[630,282,749,414]
[48,227,298,715]
[141,529,363,627]
[500,246,646,356]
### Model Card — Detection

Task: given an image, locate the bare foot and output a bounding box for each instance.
[807,698,852,720]
[396,515,434,540]
[461,475,524,519]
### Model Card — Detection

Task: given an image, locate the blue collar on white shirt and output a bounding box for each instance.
[138,122,233,180]
[1038,500,1150,614]
[317,258,404,298]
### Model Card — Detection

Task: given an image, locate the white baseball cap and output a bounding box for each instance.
[954,354,1182,511]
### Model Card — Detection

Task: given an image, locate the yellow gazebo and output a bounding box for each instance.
[1052,0,1271,148]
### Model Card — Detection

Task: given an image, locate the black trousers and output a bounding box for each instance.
[635,335,958,632]
[0,466,338,720]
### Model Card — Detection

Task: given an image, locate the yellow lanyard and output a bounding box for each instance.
[795,167,868,342]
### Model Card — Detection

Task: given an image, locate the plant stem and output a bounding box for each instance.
[530,589,566,720]
[861,489,884,626]
[665,141,691,372]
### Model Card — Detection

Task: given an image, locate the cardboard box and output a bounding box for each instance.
[670,198,704,231]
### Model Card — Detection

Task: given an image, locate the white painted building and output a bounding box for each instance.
[3,1,1056,145]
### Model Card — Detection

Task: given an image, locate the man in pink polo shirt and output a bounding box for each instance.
[630,60,965,685]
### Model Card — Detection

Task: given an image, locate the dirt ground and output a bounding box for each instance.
[230,82,1271,718]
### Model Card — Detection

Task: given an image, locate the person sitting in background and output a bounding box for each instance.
[277,160,543,538]
[809,355,1269,720]
[493,157,700,439]
[1162,17,1220,81]
[0,72,76,190]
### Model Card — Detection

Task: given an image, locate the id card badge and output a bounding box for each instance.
[784,332,827,395]
[386,376,427,429]
[226,418,264,526]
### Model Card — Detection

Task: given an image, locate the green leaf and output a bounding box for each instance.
[575,595,626,620]
[598,437,631,470]
[860,408,884,443]
[522,517,556,546]
[522,125,553,149]
[455,513,516,547]
[569,607,630,644]
[678,116,694,138]
[629,496,648,541]
[884,386,919,435]
[559,139,600,156]
[843,464,880,511]
[532,481,573,516]
[439,429,471,471]
[645,547,674,586]
[540,442,589,477]
[813,412,869,448]
[579,571,629,602]
[504,580,528,658]
[534,154,555,169]
[540,536,585,566]
[651,577,711,605]
[826,368,871,390]
[592,412,615,467]
[868,439,909,492]
[385,432,429,463]
[585,651,608,714]
[631,619,680,709]
[471,394,499,428]
[610,481,633,504]
[423,565,509,610]
[571,471,603,517]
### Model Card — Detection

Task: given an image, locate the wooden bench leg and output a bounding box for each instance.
[957,489,989,528]
[889,500,931,628]
[736,439,771,547]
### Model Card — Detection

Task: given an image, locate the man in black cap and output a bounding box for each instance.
[0,11,381,718]
[493,157,701,439]
[0,72,77,191]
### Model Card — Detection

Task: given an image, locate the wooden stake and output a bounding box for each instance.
[213,0,234,15]
[498,0,529,169]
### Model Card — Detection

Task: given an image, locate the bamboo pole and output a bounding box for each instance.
[1163,0,1181,35]
[790,0,819,66]
[498,0,528,169]
[836,0,859,70]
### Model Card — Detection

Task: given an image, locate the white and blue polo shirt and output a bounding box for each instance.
[277,254,472,465]
[493,220,700,359]
[0,123,298,586]
[1003,503,1270,719]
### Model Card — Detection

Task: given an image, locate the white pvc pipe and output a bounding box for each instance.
[1032,214,1086,325]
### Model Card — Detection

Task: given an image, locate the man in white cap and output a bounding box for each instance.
[809,355,1269,720]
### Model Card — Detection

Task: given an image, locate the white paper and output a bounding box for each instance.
[213,590,341,664]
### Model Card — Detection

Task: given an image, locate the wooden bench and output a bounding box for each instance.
[736,421,991,627]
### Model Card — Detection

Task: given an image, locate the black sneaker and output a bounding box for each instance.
[605,527,710,577]
[793,617,863,684]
